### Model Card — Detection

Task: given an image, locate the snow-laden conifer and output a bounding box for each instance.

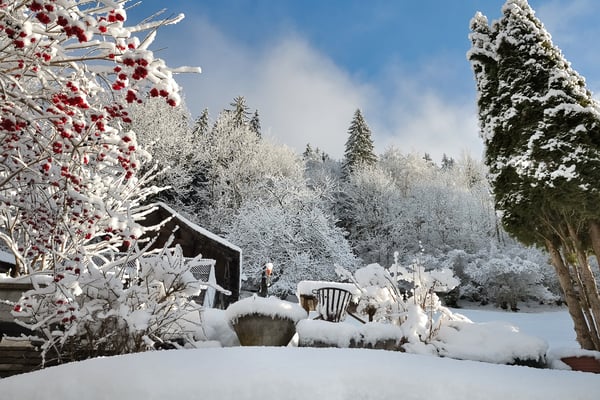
[342,109,377,175]
[468,0,600,350]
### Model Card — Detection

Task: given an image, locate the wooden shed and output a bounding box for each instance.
[137,202,242,308]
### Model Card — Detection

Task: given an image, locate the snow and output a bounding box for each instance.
[432,320,547,364]
[1,306,599,399]
[0,346,598,400]
[225,295,308,324]
[297,319,405,348]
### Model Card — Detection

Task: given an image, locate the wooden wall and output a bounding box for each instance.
[139,204,241,307]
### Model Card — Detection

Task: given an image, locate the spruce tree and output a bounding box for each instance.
[469,0,600,350]
[192,108,210,136]
[342,109,377,175]
[229,96,251,128]
[250,110,262,137]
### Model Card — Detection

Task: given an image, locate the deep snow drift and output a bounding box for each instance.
[0,347,598,400]
[0,307,598,400]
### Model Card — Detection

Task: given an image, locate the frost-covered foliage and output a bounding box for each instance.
[126,98,200,211]
[341,149,500,266]
[340,165,404,266]
[0,0,199,275]
[226,176,357,297]
[0,0,202,361]
[194,109,303,232]
[11,245,211,363]
[462,245,559,309]
[336,254,461,345]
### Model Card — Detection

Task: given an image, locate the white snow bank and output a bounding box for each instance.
[432,320,548,364]
[454,307,578,349]
[225,295,307,324]
[0,347,598,400]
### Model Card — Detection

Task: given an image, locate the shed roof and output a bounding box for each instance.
[149,202,241,254]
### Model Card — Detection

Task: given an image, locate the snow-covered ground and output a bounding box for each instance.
[0,307,598,400]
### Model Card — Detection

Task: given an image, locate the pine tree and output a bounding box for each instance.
[441,154,455,170]
[229,96,251,128]
[303,143,314,160]
[250,110,262,137]
[193,108,210,136]
[342,109,377,175]
[468,0,600,350]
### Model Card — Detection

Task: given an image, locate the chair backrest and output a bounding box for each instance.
[314,287,352,322]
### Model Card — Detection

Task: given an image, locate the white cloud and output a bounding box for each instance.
[375,91,482,163]
[250,37,372,159]
[160,16,482,162]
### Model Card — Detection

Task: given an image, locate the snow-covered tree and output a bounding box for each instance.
[126,97,200,211]
[194,108,302,232]
[342,109,377,176]
[463,244,558,310]
[192,108,210,136]
[468,0,600,349]
[0,0,201,361]
[250,110,261,137]
[340,165,404,265]
[225,175,357,297]
[0,0,198,275]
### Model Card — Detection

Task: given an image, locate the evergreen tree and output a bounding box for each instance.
[250,110,262,137]
[193,108,210,136]
[303,143,314,160]
[468,0,600,350]
[229,96,252,128]
[342,109,377,175]
[441,154,455,170]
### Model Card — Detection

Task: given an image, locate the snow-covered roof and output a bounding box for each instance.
[150,202,242,254]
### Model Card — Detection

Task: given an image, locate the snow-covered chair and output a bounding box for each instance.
[313,287,353,322]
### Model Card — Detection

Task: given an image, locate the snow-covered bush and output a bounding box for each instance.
[337,263,404,323]
[11,245,213,363]
[431,319,548,366]
[462,244,559,309]
[336,252,461,346]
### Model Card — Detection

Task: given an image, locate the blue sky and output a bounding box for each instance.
[128,0,600,162]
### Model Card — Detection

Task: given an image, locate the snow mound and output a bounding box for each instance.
[432,320,548,365]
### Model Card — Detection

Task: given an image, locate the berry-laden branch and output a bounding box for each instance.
[0,0,200,274]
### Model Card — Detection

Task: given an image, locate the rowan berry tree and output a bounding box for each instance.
[0,0,198,275]
[1,0,203,360]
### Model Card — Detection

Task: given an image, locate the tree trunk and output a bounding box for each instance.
[567,222,600,349]
[588,220,600,261]
[546,239,596,350]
